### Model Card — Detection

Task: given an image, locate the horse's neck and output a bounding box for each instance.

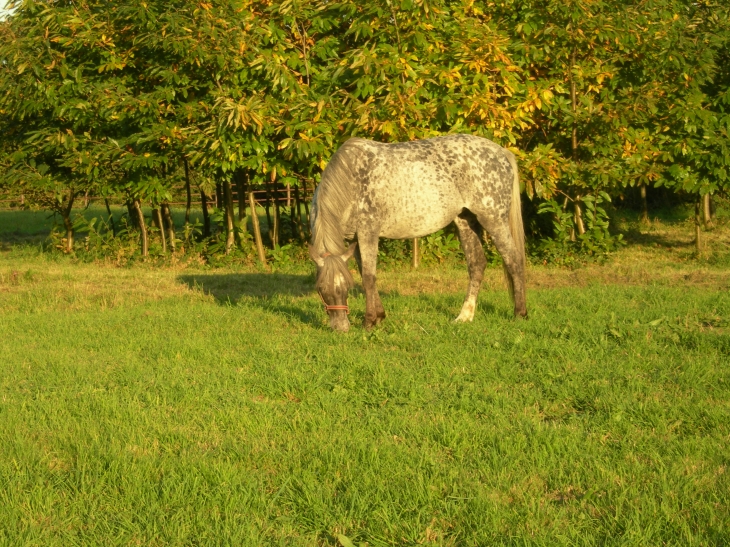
[311,152,360,254]
[312,198,348,256]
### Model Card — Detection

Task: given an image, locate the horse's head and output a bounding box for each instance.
[309,243,358,332]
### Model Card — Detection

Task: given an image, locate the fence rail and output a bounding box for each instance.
[0,182,311,209]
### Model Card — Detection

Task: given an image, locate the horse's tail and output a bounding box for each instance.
[504,151,526,303]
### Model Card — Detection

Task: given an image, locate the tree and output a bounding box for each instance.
[0,1,109,251]
[1,0,727,261]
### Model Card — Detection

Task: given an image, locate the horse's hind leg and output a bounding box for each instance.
[475,212,527,318]
[353,242,364,277]
[454,210,487,322]
[357,232,386,329]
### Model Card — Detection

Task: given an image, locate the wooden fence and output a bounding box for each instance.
[0,181,311,210]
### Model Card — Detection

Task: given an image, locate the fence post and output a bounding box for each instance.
[249,191,267,265]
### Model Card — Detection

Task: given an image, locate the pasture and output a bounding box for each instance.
[1,209,729,546]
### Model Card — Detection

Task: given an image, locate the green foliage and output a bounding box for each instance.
[267,244,296,268]
[536,192,624,264]
[377,238,411,267]
[0,0,729,260]
[421,229,463,264]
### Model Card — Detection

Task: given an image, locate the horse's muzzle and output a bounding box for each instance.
[329,314,351,333]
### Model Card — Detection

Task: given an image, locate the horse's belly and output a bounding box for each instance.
[379,210,457,239]
[376,188,462,239]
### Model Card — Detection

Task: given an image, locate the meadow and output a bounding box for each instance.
[0,207,729,546]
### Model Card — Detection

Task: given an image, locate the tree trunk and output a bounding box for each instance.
[63,213,74,253]
[264,185,272,243]
[302,178,310,229]
[62,190,76,253]
[294,184,306,241]
[640,184,649,223]
[215,182,223,210]
[184,158,192,225]
[105,198,116,236]
[133,199,148,256]
[223,178,235,254]
[287,183,296,240]
[200,189,211,238]
[412,238,420,269]
[702,193,712,228]
[126,200,138,231]
[569,51,585,240]
[236,170,247,224]
[574,198,586,236]
[235,170,248,248]
[272,182,280,248]
[161,202,176,252]
[695,198,702,254]
[153,207,167,253]
[249,191,267,265]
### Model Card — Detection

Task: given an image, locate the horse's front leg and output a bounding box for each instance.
[357,233,385,329]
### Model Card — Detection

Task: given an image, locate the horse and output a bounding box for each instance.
[308,133,527,332]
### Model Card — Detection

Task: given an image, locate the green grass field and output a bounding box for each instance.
[1,208,729,546]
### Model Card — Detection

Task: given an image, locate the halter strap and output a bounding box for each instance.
[317,289,350,314]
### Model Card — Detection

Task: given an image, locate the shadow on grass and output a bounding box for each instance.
[620,226,694,248]
[178,272,314,301]
[176,272,505,328]
[1,236,45,252]
[382,289,501,320]
[177,272,325,327]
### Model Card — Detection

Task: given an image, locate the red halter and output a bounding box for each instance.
[317,289,350,314]
[316,252,350,313]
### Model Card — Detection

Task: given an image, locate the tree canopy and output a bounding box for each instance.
[0,0,728,256]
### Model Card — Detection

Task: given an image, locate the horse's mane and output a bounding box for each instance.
[314,254,356,292]
[310,138,363,256]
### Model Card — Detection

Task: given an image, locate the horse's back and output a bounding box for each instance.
[346,135,515,239]
[352,134,513,203]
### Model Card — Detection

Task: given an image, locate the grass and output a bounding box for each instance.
[0,207,729,546]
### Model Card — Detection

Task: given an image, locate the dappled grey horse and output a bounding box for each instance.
[309,134,527,332]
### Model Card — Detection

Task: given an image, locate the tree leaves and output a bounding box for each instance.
[0,0,728,250]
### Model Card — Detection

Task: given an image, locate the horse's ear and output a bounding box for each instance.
[341,242,357,262]
[308,244,324,267]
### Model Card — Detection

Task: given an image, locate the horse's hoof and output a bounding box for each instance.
[454,308,475,323]
[455,301,476,323]
[453,315,474,323]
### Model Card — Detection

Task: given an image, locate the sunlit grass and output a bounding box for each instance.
[1,206,729,545]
